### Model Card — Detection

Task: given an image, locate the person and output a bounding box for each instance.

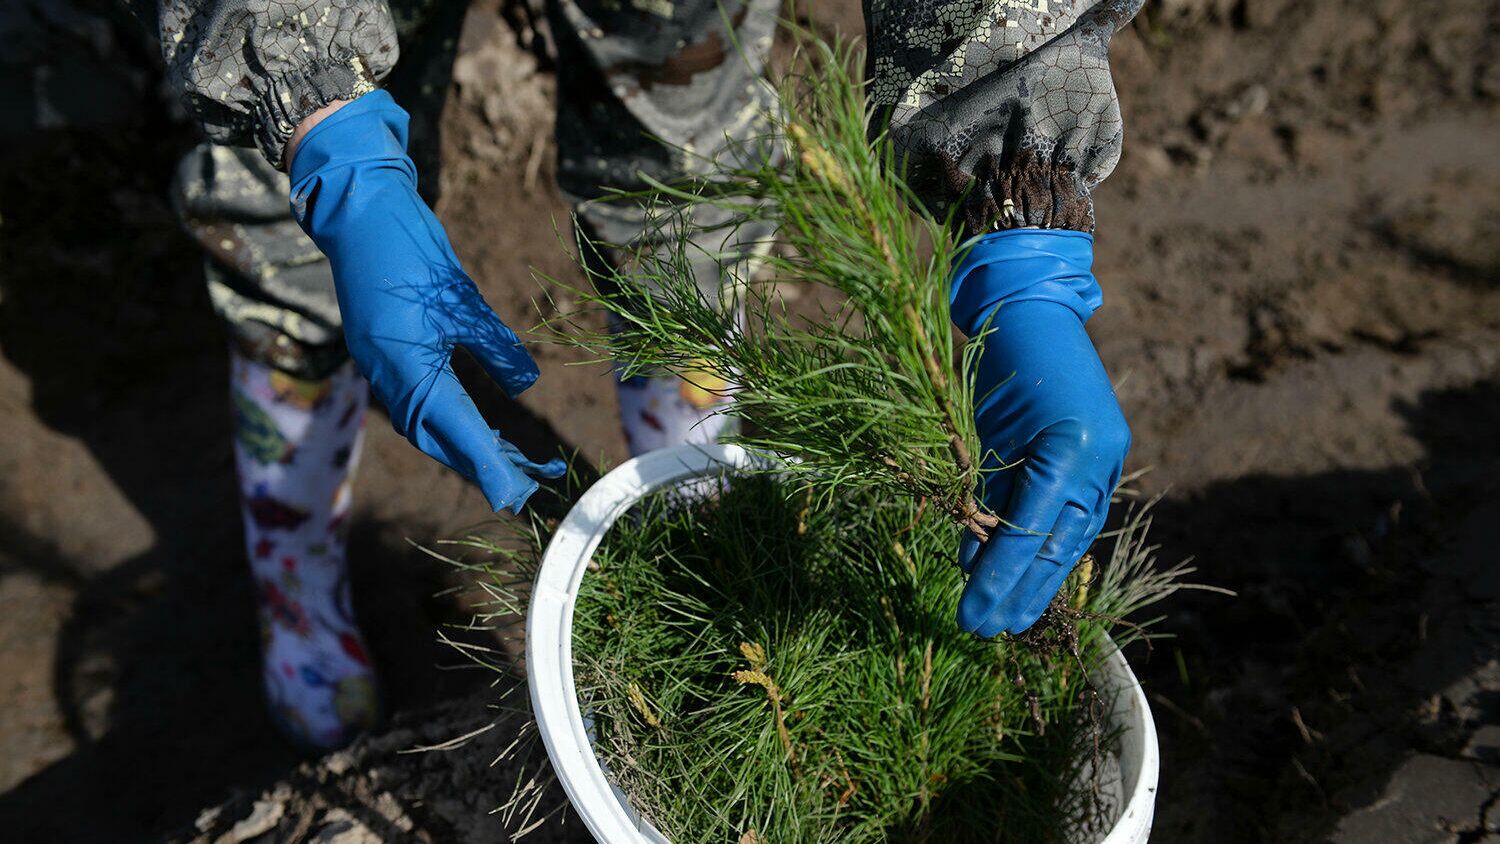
[129,0,1139,751]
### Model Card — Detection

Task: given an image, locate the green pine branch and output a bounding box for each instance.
[540,32,1001,541]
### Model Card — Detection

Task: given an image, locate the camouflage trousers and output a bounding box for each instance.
[173,0,779,379]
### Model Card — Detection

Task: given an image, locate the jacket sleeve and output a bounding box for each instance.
[144,0,399,168]
[866,0,1142,236]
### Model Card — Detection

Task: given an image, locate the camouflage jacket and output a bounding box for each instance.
[130,0,1140,234]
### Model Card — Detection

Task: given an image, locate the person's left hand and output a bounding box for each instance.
[948,229,1130,637]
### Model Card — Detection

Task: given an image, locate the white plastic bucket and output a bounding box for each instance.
[527,444,1159,843]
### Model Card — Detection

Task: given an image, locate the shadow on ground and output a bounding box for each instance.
[1133,379,1500,842]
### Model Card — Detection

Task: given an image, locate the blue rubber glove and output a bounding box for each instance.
[290,91,564,513]
[949,229,1130,636]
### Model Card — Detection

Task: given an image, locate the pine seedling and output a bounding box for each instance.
[542,31,1001,541]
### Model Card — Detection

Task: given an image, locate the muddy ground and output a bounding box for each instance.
[0,0,1497,841]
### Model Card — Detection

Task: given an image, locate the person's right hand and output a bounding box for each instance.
[289,91,563,513]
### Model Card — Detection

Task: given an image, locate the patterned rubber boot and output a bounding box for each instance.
[230,350,380,751]
[615,366,737,457]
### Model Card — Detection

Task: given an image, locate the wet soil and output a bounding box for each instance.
[0,0,1496,841]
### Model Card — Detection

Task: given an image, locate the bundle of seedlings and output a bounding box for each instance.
[460,475,1190,841]
[449,28,1207,844]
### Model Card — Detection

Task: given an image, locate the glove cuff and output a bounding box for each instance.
[289,90,414,188]
[949,229,1102,337]
[288,90,423,253]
